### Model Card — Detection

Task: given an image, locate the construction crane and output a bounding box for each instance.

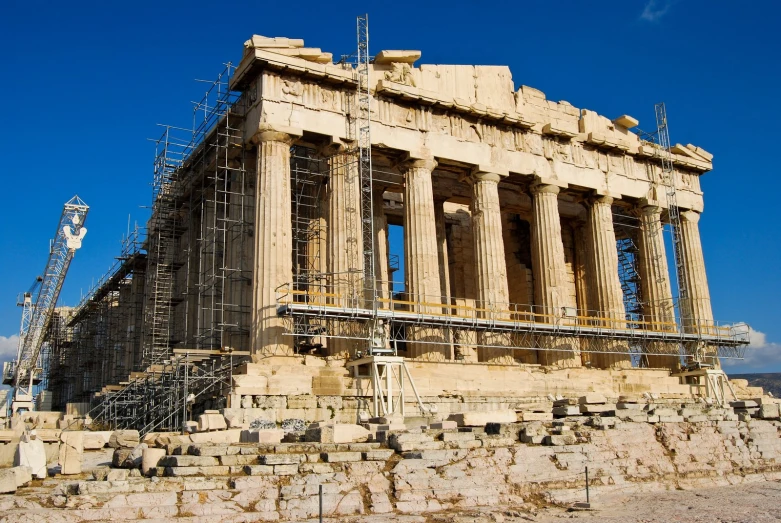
[3,196,89,414]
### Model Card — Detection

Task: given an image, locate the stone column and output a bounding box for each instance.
[585,195,631,369]
[502,212,537,364]
[679,210,718,366]
[636,204,678,370]
[470,171,513,364]
[403,158,447,360]
[434,199,452,309]
[448,210,479,362]
[530,184,580,368]
[251,129,298,359]
[434,199,454,358]
[373,187,391,304]
[325,146,363,358]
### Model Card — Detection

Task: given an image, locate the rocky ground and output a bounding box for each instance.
[308,479,781,522]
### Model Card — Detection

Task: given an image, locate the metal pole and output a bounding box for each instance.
[585,466,590,504]
[319,484,323,523]
[182,353,189,435]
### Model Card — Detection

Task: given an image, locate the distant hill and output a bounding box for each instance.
[731,373,781,398]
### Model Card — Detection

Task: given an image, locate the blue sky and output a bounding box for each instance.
[0,0,778,373]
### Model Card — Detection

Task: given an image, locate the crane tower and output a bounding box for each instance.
[3,196,89,414]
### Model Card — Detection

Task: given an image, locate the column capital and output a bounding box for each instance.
[680,210,701,224]
[468,170,503,184]
[530,183,560,196]
[251,125,302,145]
[401,157,437,172]
[587,194,613,207]
[316,138,354,157]
[638,203,662,216]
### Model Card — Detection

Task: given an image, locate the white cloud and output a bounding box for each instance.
[640,0,673,22]
[722,327,781,373]
[0,335,19,361]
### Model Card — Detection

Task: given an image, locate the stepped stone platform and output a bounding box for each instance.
[1,397,780,521]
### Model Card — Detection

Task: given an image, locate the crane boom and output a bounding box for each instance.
[4,195,89,414]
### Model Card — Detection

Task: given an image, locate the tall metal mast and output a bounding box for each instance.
[356,15,375,307]
[4,196,89,414]
[654,104,689,321]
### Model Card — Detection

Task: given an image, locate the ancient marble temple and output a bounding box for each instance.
[232,36,720,375]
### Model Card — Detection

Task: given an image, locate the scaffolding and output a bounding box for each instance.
[87,349,248,434]
[60,64,254,430]
[47,228,146,409]
[613,209,643,320]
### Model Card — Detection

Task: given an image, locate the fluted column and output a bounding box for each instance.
[636,204,678,370]
[434,199,452,309]
[679,210,718,367]
[325,147,363,358]
[434,198,454,359]
[530,184,580,368]
[403,158,447,360]
[251,130,298,359]
[470,171,513,364]
[585,195,631,369]
[373,187,391,303]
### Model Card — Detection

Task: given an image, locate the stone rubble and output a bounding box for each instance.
[0,397,778,521]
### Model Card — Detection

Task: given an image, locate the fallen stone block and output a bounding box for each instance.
[189,429,242,444]
[520,434,546,444]
[160,454,220,467]
[11,466,32,487]
[274,464,299,475]
[164,465,230,476]
[59,431,84,475]
[553,398,578,407]
[241,428,284,444]
[142,448,166,476]
[107,469,129,482]
[658,415,685,423]
[109,430,140,449]
[220,454,260,466]
[0,469,17,494]
[759,404,780,420]
[363,449,395,461]
[479,436,515,448]
[579,394,607,405]
[198,413,228,432]
[553,406,581,417]
[580,404,616,415]
[259,453,305,465]
[448,410,517,427]
[15,431,47,479]
[322,451,362,462]
[112,448,134,468]
[305,423,370,443]
[650,408,678,417]
[545,434,577,446]
[83,431,112,450]
[441,432,475,442]
[428,421,457,430]
[124,443,148,468]
[244,465,274,475]
[616,402,646,411]
[731,400,759,409]
[394,441,445,452]
[522,412,553,421]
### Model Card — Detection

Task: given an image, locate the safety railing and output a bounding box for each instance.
[275,277,750,346]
